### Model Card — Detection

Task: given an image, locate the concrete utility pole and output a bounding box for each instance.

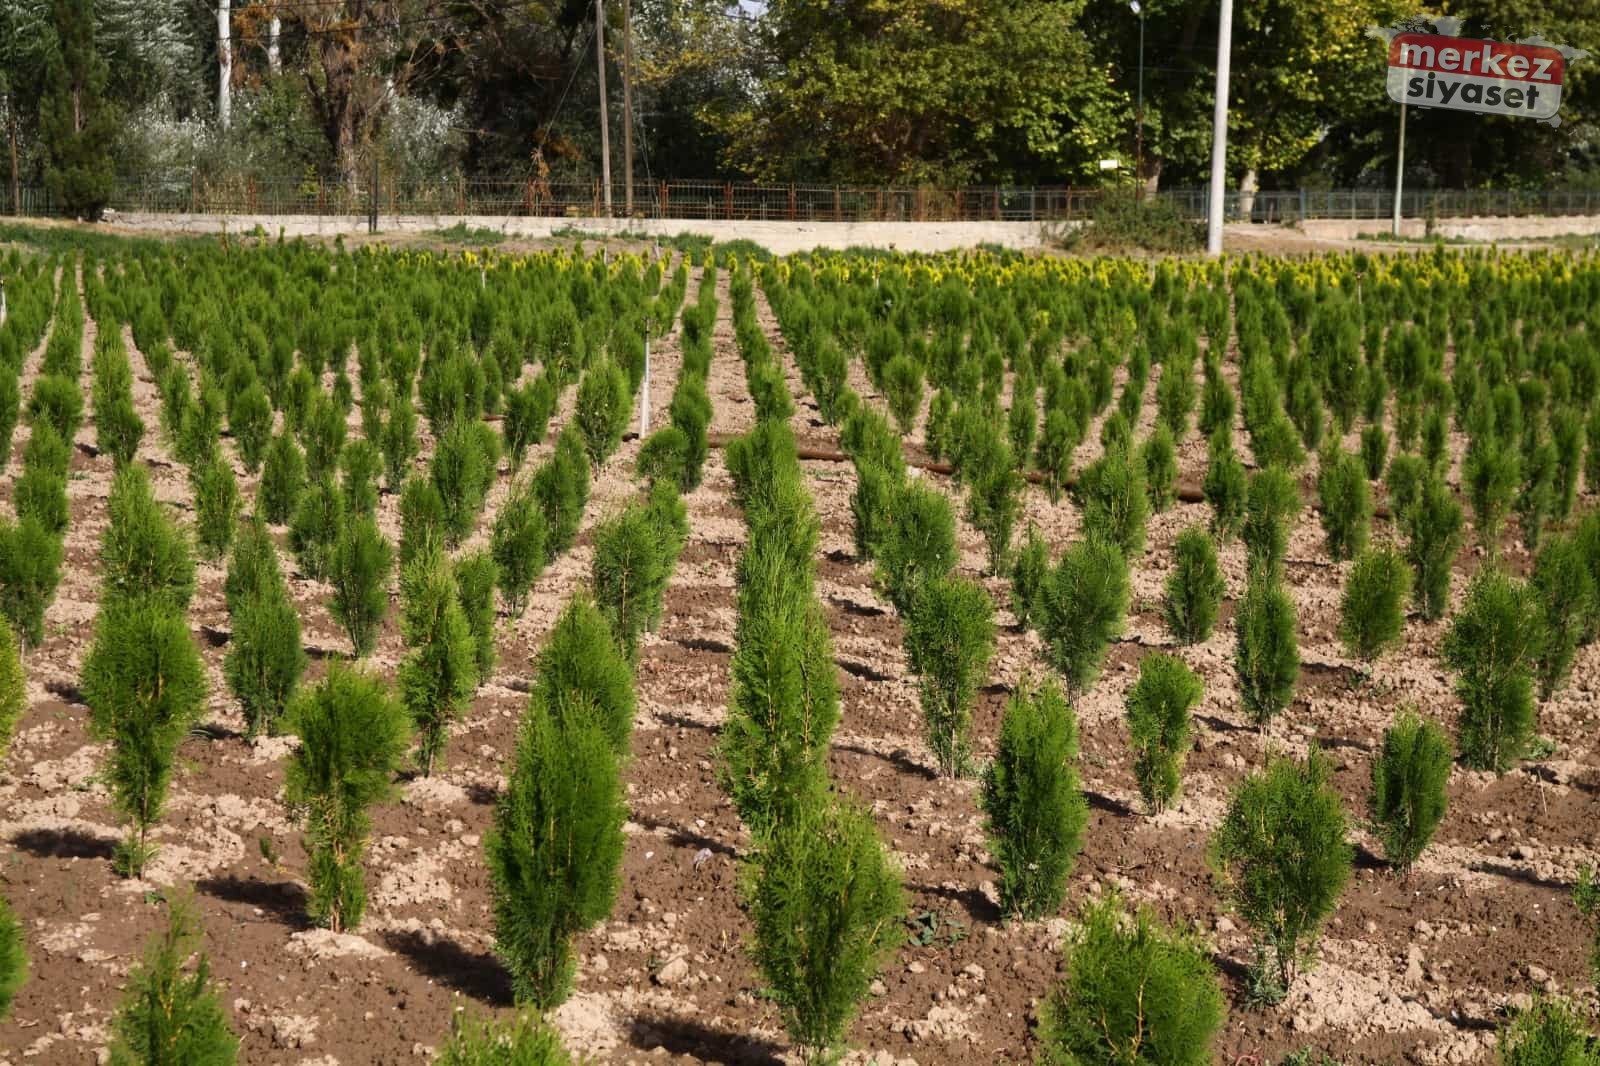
[1392,102,1407,237]
[622,0,635,217]
[596,0,613,217]
[1205,0,1233,256]
[218,0,232,130]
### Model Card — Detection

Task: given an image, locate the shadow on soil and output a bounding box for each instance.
[628,1014,785,1066]
[197,873,309,928]
[381,927,514,1006]
[11,826,117,859]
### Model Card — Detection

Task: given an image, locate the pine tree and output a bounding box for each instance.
[1369,709,1451,873]
[1443,569,1543,773]
[0,893,26,1023]
[39,0,118,218]
[1339,544,1412,663]
[1038,537,1129,696]
[0,515,63,649]
[284,666,411,931]
[531,596,636,757]
[0,622,24,762]
[328,515,392,659]
[1404,475,1464,622]
[1126,652,1204,813]
[490,482,548,619]
[1235,571,1299,729]
[258,433,306,525]
[1164,526,1224,646]
[107,897,238,1066]
[455,549,498,682]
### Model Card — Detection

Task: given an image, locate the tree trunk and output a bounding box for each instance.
[218,0,232,130]
[1141,157,1162,198]
[267,14,281,74]
[1237,167,1259,222]
[7,95,18,217]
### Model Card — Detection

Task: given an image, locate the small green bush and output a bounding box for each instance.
[502,378,554,471]
[435,1013,576,1066]
[83,601,208,876]
[288,479,345,582]
[635,426,689,488]
[1498,999,1598,1066]
[1533,534,1596,700]
[982,676,1086,920]
[1057,191,1203,253]
[1141,425,1179,513]
[722,538,839,837]
[1444,568,1543,773]
[669,379,712,491]
[398,474,447,568]
[1010,524,1050,630]
[1035,408,1077,504]
[258,433,306,525]
[0,617,22,760]
[1386,453,1427,521]
[488,702,625,1008]
[1403,476,1464,622]
[1339,545,1412,662]
[101,464,195,612]
[1126,652,1204,813]
[1204,430,1248,541]
[1517,439,1559,553]
[1075,446,1149,558]
[224,590,305,739]
[532,425,590,557]
[746,799,903,1065]
[882,355,924,436]
[1235,571,1299,728]
[491,483,548,619]
[1211,749,1352,999]
[1317,448,1372,562]
[228,382,271,473]
[397,546,477,777]
[1360,424,1389,481]
[904,576,995,777]
[329,515,392,658]
[1243,467,1302,579]
[284,665,411,931]
[967,453,1025,575]
[340,439,382,519]
[107,897,238,1066]
[592,502,676,661]
[15,423,69,537]
[1370,709,1451,873]
[27,374,84,444]
[850,462,899,562]
[1038,893,1224,1066]
[1038,537,1129,696]
[380,394,420,490]
[1165,526,1224,646]
[431,420,498,546]
[299,392,347,482]
[456,549,498,681]
[191,458,241,561]
[876,480,957,613]
[575,358,630,470]
[532,596,636,757]
[0,893,26,1022]
[0,516,63,648]
[1464,434,1520,552]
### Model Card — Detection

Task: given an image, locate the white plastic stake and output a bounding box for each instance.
[639,336,650,436]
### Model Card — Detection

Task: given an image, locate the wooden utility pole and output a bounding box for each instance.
[596,0,613,217]
[622,0,634,217]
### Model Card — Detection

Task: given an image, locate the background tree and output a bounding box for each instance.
[39,0,118,218]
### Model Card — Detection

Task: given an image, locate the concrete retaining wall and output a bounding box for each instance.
[1301,214,1600,242]
[111,212,1054,255]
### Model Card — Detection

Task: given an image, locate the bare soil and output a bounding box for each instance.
[0,252,1596,1066]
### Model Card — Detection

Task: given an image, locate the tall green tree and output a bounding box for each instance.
[39,0,118,217]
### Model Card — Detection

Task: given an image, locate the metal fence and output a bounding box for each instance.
[10,176,1600,224]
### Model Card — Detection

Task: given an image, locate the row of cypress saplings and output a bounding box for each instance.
[721,415,903,1064]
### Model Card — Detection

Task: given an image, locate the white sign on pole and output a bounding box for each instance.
[1386,33,1566,121]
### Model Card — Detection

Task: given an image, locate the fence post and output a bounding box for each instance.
[724,183,733,220]
[787,183,796,222]
[833,186,841,221]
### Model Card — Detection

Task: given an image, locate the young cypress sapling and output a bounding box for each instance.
[966,451,1025,575]
[397,546,477,777]
[876,480,957,613]
[1463,433,1519,552]
[1317,448,1372,562]
[904,576,996,777]
[487,700,625,1007]
[106,897,238,1065]
[1339,545,1412,663]
[340,438,381,519]
[1038,537,1129,696]
[101,463,195,612]
[1532,534,1596,701]
[380,393,419,491]
[0,894,24,1022]
[435,1013,578,1066]
[328,515,392,658]
[284,666,411,930]
[882,354,924,436]
[1211,750,1352,1001]
[0,516,63,649]
[1125,652,1204,813]
[1369,709,1451,873]
[83,602,207,876]
[1165,525,1224,646]
[1204,428,1248,541]
[455,549,498,681]
[490,483,548,619]
[1360,424,1389,482]
[532,425,589,557]
[1038,893,1224,1066]
[531,595,636,757]
[1235,571,1300,730]
[1444,569,1544,773]
[575,358,630,470]
[398,474,447,568]
[1404,475,1464,622]
[746,799,903,1065]
[258,433,306,525]
[1496,999,1597,1066]
[190,458,241,561]
[982,677,1087,920]
[1010,524,1050,630]
[288,479,345,582]
[0,622,22,761]
[1075,445,1148,557]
